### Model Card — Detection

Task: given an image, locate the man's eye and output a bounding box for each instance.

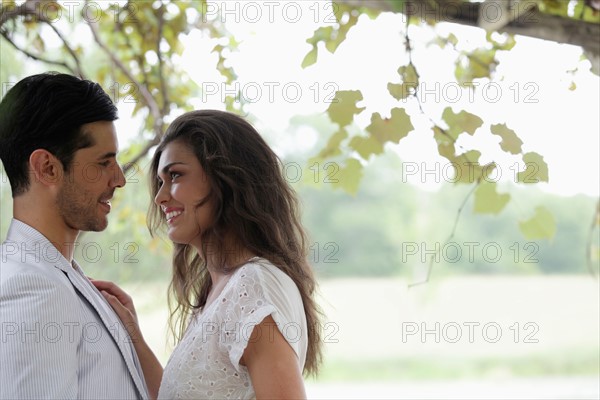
[99,161,111,167]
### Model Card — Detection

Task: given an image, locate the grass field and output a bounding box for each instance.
[128,275,599,398]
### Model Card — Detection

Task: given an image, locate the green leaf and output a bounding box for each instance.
[301,47,318,68]
[306,27,334,45]
[325,11,358,53]
[454,150,484,183]
[327,90,365,127]
[433,125,453,145]
[317,128,348,159]
[447,33,458,47]
[438,142,456,161]
[399,64,419,86]
[474,182,510,214]
[486,31,516,51]
[517,152,549,183]
[432,126,456,161]
[388,82,411,100]
[304,8,358,59]
[442,107,483,139]
[455,49,496,86]
[519,206,556,240]
[491,123,523,154]
[451,151,498,184]
[349,135,384,159]
[333,158,363,195]
[33,34,45,53]
[366,108,414,144]
[388,63,419,100]
[462,150,481,164]
[349,108,413,160]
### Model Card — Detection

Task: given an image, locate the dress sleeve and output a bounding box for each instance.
[216,263,305,373]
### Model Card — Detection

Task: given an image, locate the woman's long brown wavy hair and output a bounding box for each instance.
[147,110,322,375]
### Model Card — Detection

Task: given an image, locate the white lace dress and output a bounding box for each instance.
[157,258,307,399]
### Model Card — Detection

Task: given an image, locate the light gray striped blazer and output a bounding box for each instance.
[0,219,149,399]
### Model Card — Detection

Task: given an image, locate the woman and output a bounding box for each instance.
[94,110,322,399]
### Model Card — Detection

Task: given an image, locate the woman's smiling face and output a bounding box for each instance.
[154,140,214,247]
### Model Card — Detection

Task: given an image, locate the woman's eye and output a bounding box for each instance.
[170,172,181,181]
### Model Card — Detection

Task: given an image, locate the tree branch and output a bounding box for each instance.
[0,1,36,28]
[586,199,600,279]
[85,0,165,173]
[0,30,78,75]
[122,136,160,176]
[409,181,481,287]
[1,1,85,77]
[157,4,169,117]
[402,16,483,287]
[85,4,162,134]
[43,20,85,77]
[338,0,600,69]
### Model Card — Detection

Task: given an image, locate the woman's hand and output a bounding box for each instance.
[90,279,163,400]
[91,279,141,341]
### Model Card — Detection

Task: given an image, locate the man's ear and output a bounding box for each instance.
[29,149,64,187]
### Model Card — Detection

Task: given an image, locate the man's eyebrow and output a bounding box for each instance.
[98,152,117,160]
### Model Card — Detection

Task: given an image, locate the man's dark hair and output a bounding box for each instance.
[0,72,118,196]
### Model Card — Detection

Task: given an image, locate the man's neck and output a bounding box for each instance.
[13,200,79,262]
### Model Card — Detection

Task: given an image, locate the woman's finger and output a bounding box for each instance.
[92,279,129,298]
[101,291,136,323]
[92,280,135,311]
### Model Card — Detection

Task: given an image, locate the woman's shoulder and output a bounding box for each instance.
[226,257,302,310]
[233,257,297,292]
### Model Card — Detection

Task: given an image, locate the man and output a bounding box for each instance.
[0,73,149,399]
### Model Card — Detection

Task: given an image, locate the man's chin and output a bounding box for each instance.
[78,217,109,232]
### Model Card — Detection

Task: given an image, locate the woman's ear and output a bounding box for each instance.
[29,149,64,187]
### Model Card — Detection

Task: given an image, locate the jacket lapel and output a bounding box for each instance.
[61,264,149,399]
[5,220,149,399]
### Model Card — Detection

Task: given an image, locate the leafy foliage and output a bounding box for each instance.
[491,123,523,155]
[1,0,597,274]
[474,182,511,215]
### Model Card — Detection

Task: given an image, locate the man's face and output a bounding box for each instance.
[57,121,126,232]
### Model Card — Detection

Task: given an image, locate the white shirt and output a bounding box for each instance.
[0,219,148,399]
[158,258,307,399]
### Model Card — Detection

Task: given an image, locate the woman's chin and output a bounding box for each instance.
[168,231,201,248]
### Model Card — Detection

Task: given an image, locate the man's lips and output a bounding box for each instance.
[99,200,111,211]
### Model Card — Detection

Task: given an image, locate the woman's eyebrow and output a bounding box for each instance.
[160,162,186,175]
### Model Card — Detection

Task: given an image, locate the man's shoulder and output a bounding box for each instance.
[0,266,78,325]
[1,243,74,298]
